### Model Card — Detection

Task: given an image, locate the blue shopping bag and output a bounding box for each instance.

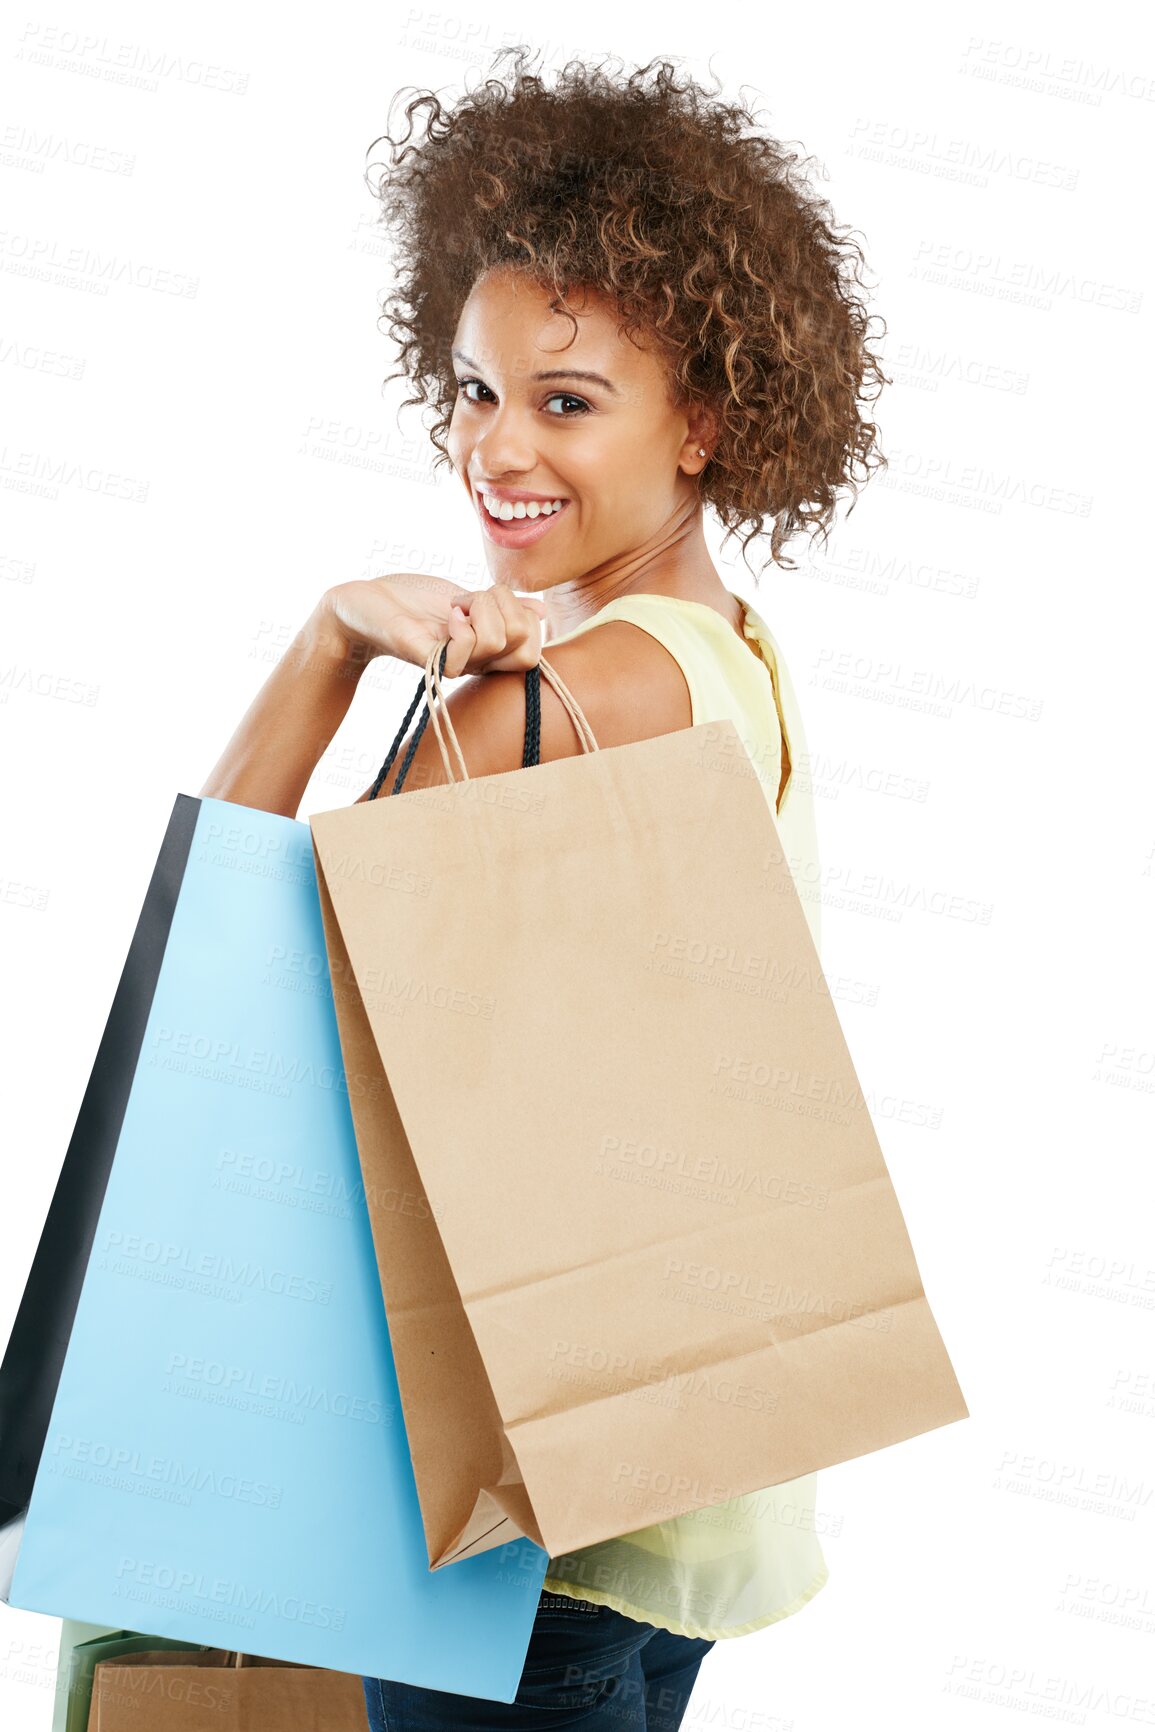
[0,791,548,1702]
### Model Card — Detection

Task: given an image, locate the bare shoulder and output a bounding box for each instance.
[537,620,692,755]
[354,621,692,800]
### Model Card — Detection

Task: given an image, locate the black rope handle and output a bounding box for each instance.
[368,654,543,798]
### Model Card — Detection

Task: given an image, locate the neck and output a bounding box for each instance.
[543,499,740,639]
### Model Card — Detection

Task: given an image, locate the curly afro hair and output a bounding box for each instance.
[365,46,889,574]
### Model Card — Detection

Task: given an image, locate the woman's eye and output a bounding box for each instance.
[458,378,494,403]
[544,392,590,416]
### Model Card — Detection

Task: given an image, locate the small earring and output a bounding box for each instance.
[697,447,706,457]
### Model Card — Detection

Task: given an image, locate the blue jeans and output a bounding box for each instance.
[361,1590,716,1729]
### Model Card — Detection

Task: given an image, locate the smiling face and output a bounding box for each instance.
[446,264,714,601]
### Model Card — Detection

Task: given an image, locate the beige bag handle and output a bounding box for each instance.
[421,641,599,786]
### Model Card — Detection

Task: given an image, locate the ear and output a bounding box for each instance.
[681,400,721,476]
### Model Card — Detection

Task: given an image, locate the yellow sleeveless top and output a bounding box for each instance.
[537,589,830,1640]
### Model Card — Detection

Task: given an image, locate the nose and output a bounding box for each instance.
[469,402,539,480]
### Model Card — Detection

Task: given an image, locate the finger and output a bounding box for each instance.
[469,588,546,618]
[489,583,545,647]
[476,586,544,672]
[443,604,475,679]
[458,587,509,667]
[453,584,545,621]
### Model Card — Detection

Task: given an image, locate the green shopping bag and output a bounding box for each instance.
[53,1623,213,1732]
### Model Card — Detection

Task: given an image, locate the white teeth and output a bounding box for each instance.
[481,493,565,522]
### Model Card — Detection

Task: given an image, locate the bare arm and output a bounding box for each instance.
[198,597,370,820]
[199,577,548,820]
[199,571,692,819]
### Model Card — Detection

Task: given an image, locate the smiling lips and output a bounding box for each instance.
[475,488,571,547]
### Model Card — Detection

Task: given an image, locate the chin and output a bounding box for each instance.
[486,550,565,582]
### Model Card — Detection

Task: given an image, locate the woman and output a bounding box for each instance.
[202,47,886,1732]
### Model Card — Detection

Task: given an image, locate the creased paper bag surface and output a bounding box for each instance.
[311,718,968,1566]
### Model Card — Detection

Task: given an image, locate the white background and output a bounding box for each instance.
[2,1,1153,1728]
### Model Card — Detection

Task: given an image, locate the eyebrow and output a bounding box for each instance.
[451,349,620,397]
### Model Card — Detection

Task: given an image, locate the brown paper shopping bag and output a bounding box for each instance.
[310,642,969,1570]
[89,1648,368,1730]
